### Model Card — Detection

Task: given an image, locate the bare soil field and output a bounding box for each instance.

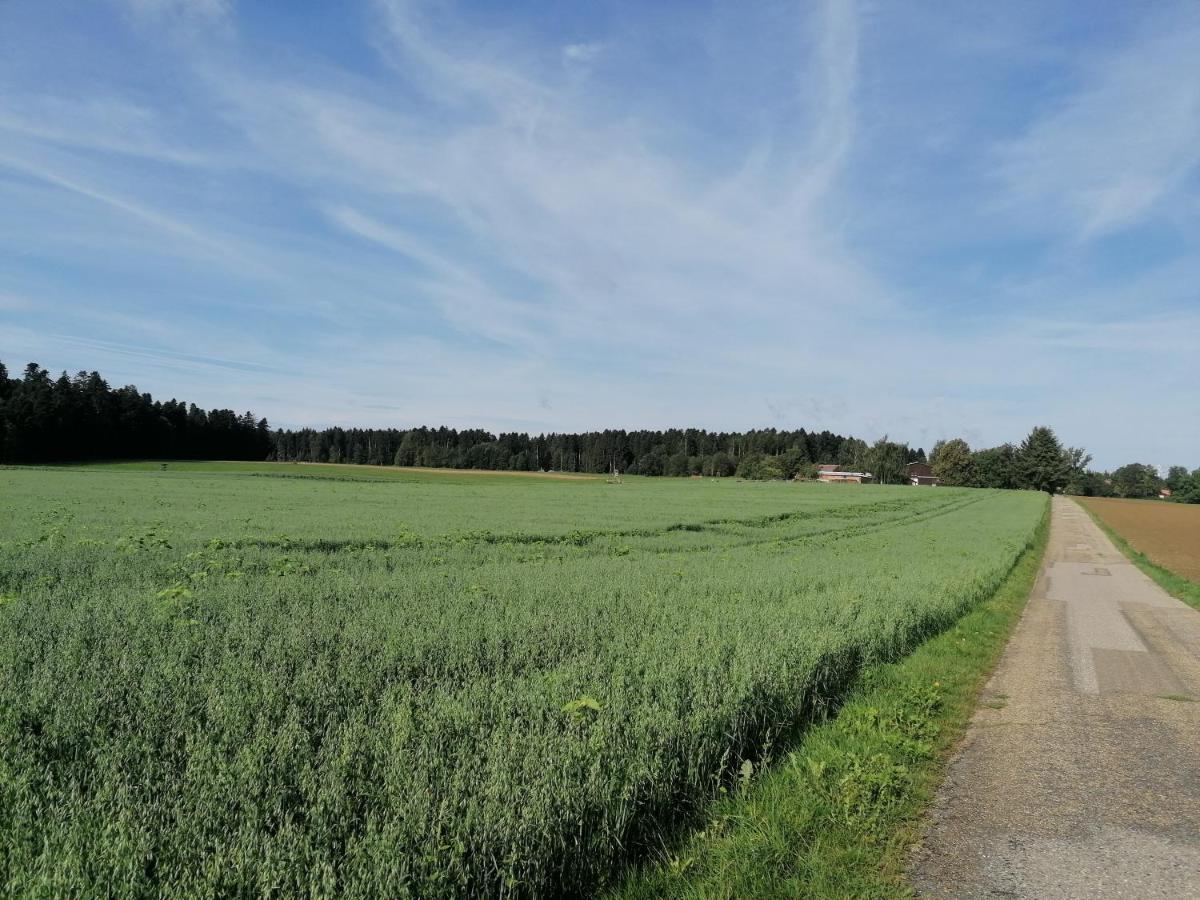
[1077,496,1200,583]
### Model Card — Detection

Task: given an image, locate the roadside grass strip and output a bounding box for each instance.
[613,502,1050,898]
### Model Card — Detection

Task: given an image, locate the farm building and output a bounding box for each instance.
[906,462,940,486]
[816,464,873,484]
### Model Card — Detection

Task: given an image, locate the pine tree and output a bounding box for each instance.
[1017,426,1071,495]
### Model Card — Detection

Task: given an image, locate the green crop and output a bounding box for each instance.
[0,464,1044,897]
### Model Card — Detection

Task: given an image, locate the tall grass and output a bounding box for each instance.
[0,468,1044,896]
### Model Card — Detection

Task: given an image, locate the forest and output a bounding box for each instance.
[2,359,1195,501]
[0,359,912,477]
[266,423,922,480]
[0,361,271,463]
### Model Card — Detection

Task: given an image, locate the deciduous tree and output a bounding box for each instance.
[930,438,975,486]
[1110,463,1161,499]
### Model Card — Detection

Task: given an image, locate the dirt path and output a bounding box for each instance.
[912,496,1200,898]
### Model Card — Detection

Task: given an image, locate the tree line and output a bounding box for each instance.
[0,361,271,463]
[2,359,897,475]
[928,432,1199,503]
[266,423,1117,498]
[4,359,1194,501]
[1070,463,1200,504]
[268,424,926,480]
[266,423,1108,497]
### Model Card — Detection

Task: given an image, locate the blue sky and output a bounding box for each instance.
[1,0,1197,469]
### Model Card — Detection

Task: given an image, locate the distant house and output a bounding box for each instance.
[817,464,873,484]
[905,461,940,486]
[1160,487,1173,500]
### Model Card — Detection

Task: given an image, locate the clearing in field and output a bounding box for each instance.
[1077,496,1200,584]
[0,463,1045,896]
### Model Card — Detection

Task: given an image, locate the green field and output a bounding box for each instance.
[0,463,1045,896]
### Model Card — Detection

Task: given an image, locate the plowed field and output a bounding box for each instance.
[1077,497,1200,583]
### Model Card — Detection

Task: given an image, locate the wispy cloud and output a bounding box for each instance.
[0,97,214,166]
[117,0,231,28]
[0,152,249,264]
[203,0,885,353]
[0,0,1197,467]
[0,293,31,312]
[992,12,1200,240]
[561,42,602,66]
[791,0,859,205]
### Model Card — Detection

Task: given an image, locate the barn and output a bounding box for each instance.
[906,462,940,486]
[816,464,873,484]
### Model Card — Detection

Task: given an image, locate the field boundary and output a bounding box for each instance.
[1075,499,1200,610]
[612,499,1050,898]
[13,459,604,480]
[292,460,604,480]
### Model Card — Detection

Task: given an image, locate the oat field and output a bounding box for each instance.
[0,463,1045,897]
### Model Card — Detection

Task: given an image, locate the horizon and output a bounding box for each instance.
[2,1,1198,470]
[1,355,1091,469]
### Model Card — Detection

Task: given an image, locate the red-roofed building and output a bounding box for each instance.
[816,464,873,484]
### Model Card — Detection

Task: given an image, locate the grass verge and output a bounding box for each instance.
[1076,502,1200,611]
[611,503,1050,899]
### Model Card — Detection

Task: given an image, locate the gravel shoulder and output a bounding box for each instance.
[912,496,1200,898]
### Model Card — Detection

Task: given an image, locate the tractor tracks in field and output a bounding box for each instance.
[611,489,992,556]
[229,491,996,563]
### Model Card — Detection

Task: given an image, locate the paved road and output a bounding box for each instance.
[913,496,1200,898]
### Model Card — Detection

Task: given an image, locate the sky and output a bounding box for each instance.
[1,0,1197,469]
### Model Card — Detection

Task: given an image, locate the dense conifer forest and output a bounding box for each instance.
[0,361,271,463]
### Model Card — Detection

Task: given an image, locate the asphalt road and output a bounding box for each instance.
[912,495,1200,899]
